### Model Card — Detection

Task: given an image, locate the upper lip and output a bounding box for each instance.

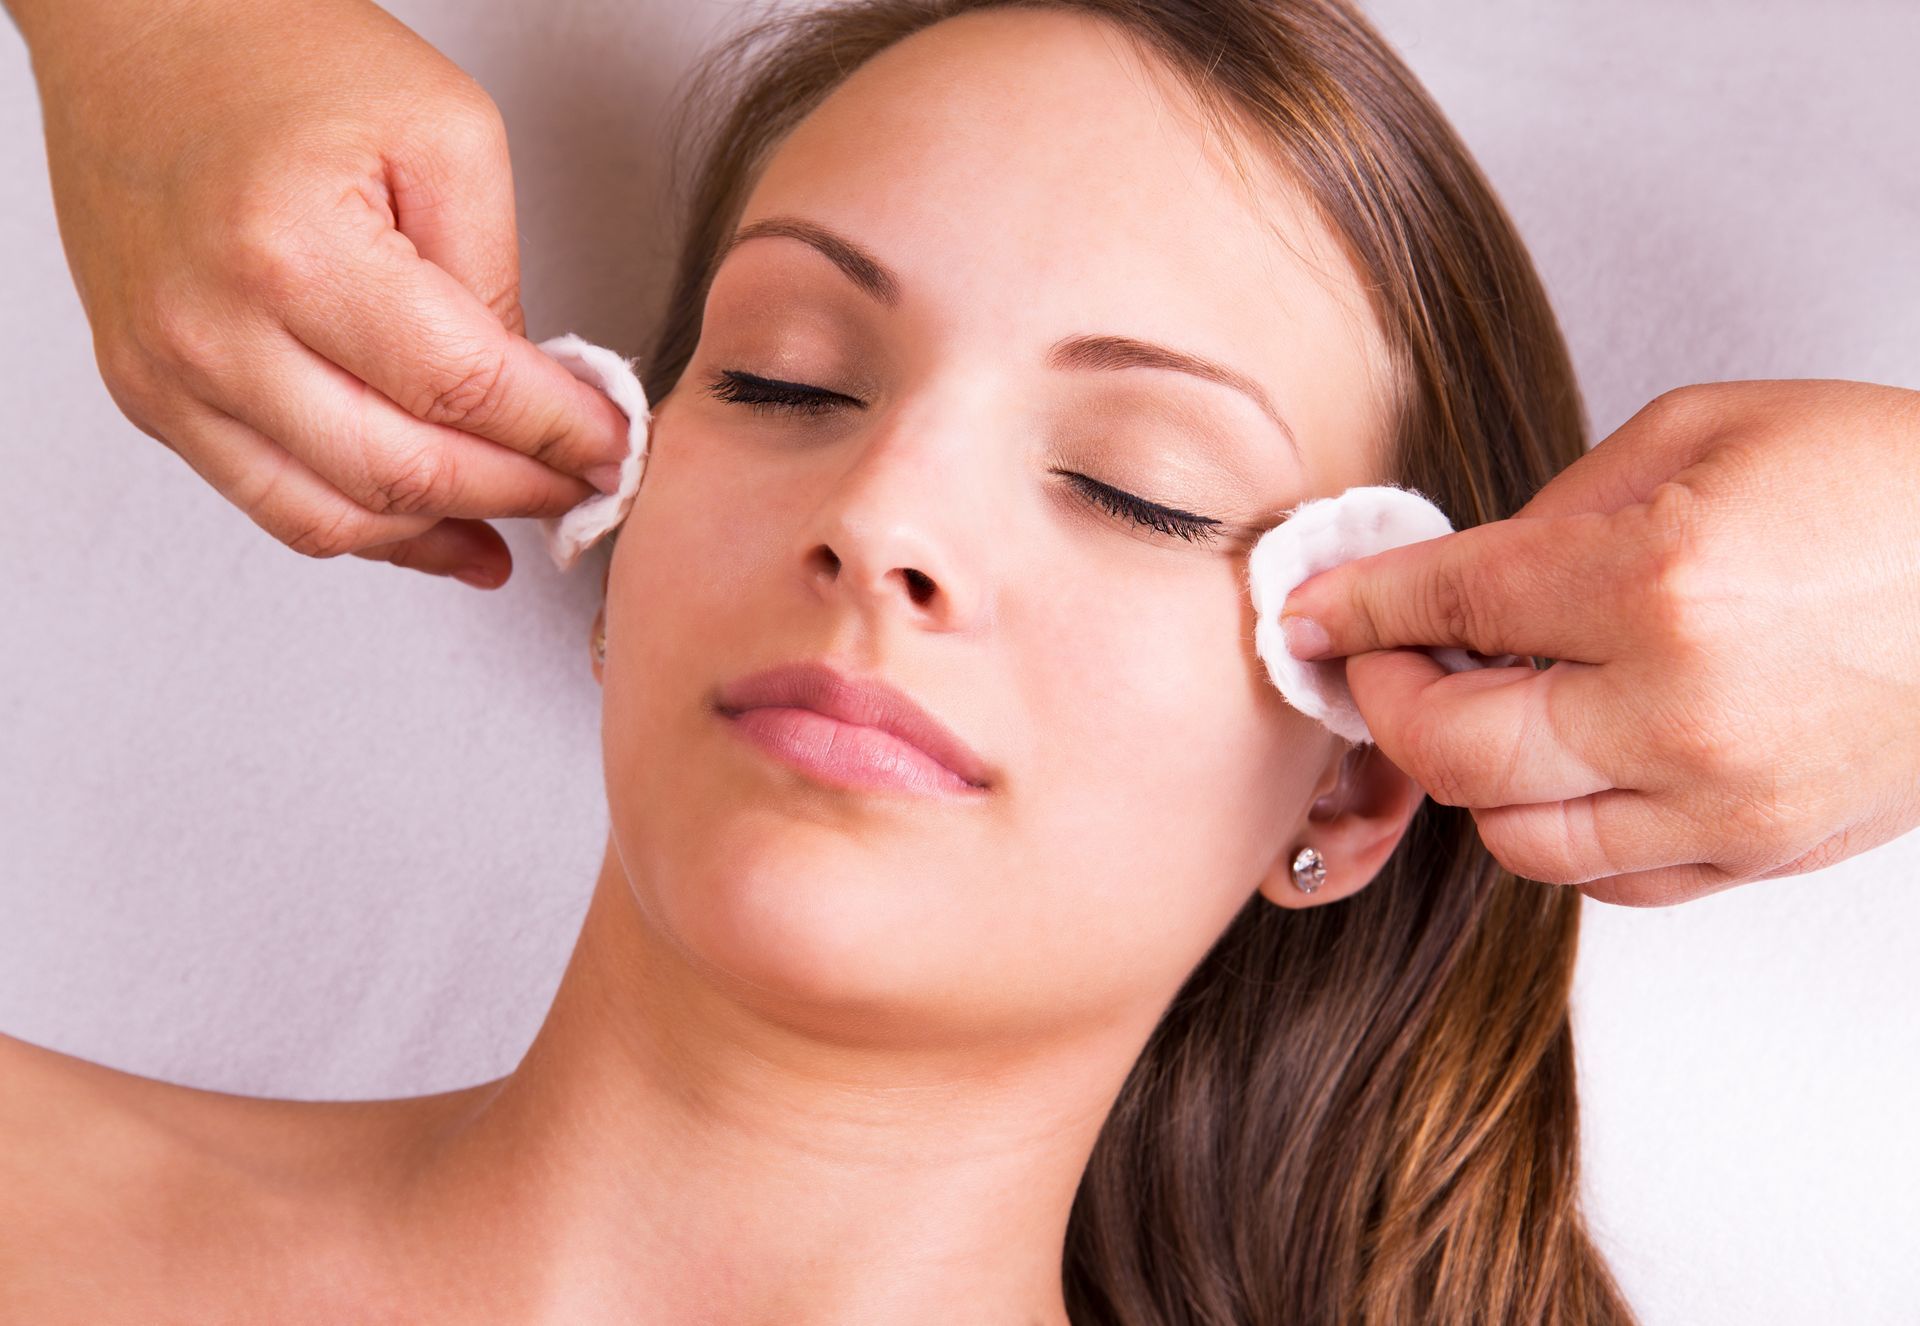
[714,659,994,790]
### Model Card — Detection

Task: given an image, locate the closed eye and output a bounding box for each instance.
[704,368,857,416]
[1047,470,1223,544]
[702,368,1225,544]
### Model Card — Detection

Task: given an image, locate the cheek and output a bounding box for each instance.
[602,412,799,658]
[1004,561,1318,977]
[599,418,777,859]
[622,409,772,558]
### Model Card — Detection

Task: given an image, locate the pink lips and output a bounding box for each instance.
[713,659,993,797]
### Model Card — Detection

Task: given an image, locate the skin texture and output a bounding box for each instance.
[0,9,1429,1322]
[1281,378,1920,906]
[6,0,631,587]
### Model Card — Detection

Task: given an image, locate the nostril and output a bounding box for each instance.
[904,568,935,604]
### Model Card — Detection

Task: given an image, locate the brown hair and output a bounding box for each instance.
[637,1,1635,1320]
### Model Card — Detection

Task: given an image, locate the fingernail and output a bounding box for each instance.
[1281,614,1332,660]
[586,462,625,495]
[454,565,503,589]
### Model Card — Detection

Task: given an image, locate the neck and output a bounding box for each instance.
[398,837,1157,1324]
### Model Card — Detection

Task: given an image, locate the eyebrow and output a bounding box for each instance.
[719,214,1304,464]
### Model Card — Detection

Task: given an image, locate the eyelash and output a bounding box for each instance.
[701,368,1224,545]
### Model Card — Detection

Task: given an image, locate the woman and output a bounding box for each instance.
[1,0,1636,1320]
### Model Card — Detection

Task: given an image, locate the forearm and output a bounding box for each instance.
[7,0,201,88]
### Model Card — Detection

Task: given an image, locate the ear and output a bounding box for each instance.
[1256,739,1427,909]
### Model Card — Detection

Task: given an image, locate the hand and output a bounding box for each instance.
[25,0,630,587]
[1279,380,1920,905]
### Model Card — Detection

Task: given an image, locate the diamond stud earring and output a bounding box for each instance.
[1291,846,1326,894]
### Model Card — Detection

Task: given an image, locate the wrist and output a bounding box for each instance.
[10,0,188,99]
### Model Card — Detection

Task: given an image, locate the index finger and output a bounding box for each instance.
[1279,504,1657,664]
[272,220,632,486]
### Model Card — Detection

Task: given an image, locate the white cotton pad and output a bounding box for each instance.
[1246,483,1521,745]
[535,332,654,572]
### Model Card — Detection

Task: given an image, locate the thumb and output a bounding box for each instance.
[387,91,526,335]
[1278,530,1481,660]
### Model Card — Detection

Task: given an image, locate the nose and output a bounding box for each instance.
[797,410,992,631]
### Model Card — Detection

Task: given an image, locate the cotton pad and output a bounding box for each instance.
[1247,483,1522,745]
[535,332,654,572]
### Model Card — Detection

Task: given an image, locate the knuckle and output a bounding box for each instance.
[1526,859,1581,887]
[1468,813,1514,871]
[1633,383,1714,434]
[1424,559,1479,651]
[1720,784,1803,867]
[1475,819,1548,884]
[415,348,508,430]
[1513,812,1580,884]
[283,505,375,560]
[1657,699,1737,784]
[1474,798,1597,890]
[222,197,318,302]
[234,241,315,307]
[487,277,525,331]
[1402,710,1469,808]
[94,332,161,411]
[1636,482,1717,655]
[1774,827,1853,878]
[364,445,450,517]
[437,87,510,164]
[253,241,321,306]
[138,292,227,378]
[1577,876,1656,907]
[1640,384,1694,421]
[195,171,354,303]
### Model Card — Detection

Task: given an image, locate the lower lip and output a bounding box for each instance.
[718,705,986,798]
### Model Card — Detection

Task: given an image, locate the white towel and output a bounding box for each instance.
[1247,484,1521,745]
[535,332,654,572]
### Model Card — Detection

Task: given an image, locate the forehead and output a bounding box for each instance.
[729,6,1397,483]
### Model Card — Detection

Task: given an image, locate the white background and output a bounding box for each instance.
[2,2,1916,1320]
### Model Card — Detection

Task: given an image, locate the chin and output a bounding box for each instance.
[612,801,994,1043]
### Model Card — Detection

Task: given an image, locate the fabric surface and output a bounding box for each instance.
[1248,485,1522,744]
[536,332,654,572]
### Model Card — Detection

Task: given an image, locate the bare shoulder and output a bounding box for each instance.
[0,1029,177,1215]
[0,1030,498,1323]
[0,1030,196,1319]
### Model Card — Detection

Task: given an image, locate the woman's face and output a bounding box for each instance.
[600,8,1419,1038]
